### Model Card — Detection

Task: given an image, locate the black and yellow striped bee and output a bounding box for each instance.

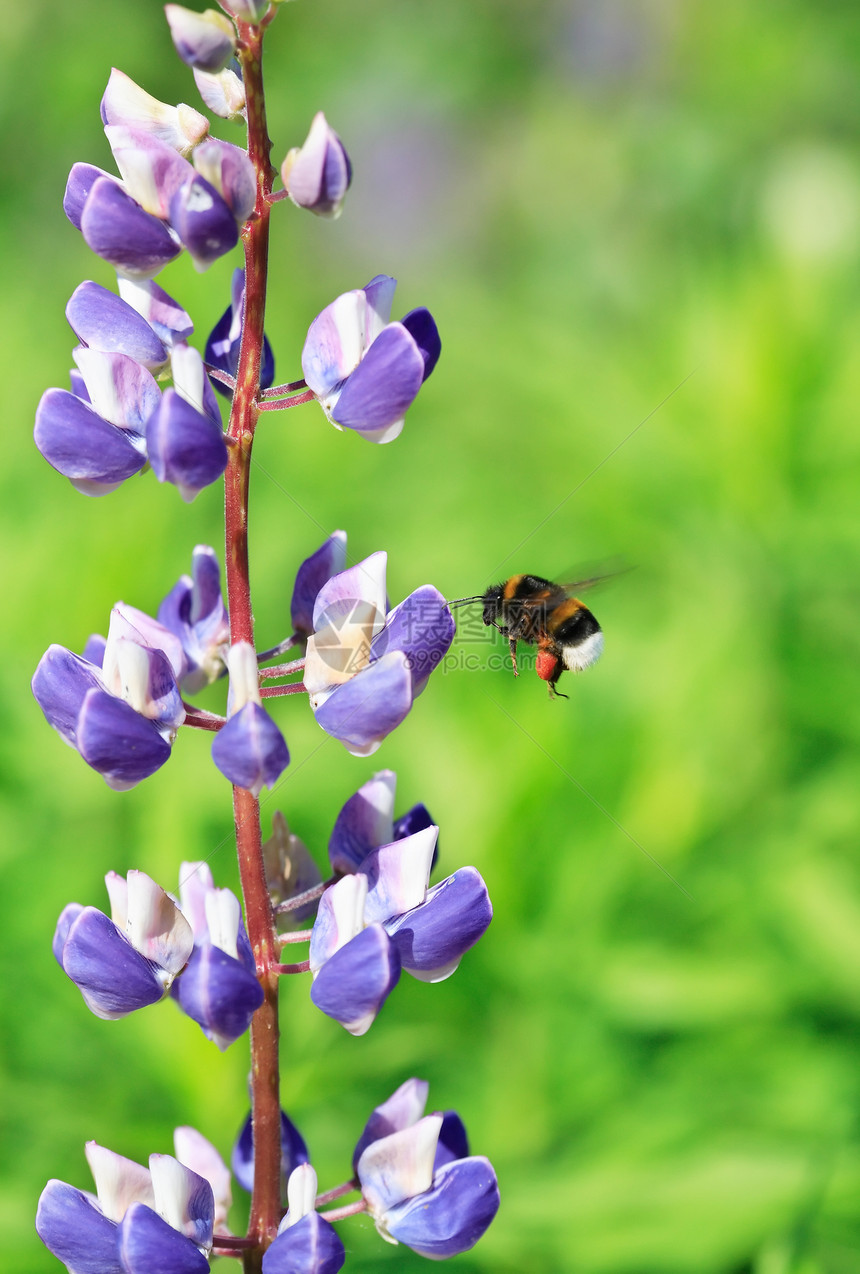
[449,574,605,697]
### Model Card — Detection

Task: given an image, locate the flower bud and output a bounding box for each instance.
[281,112,352,219]
[101,68,209,157]
[193,65,246,120]
[165,5,236,73]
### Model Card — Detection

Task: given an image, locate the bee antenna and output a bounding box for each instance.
[446,595,484,610]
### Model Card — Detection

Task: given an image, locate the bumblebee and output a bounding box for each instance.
[449,574,604,696]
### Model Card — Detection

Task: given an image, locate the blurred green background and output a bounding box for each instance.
[2,0,860,1270]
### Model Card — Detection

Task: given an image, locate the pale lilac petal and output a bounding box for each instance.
[361,826,437,924]
[82,634,107,667]
[34,389,146,489]
[309,874,367,976]
[312,650,413,755]
[362,275,398,343]
[66,281,167,369]
[301,289,367,400]
[211,703,290,796]
[86,1143,155,1221]
[290,531,348,638]
[101,69,208,156]
[328,769,396,875]
[106,603,186,679]
[53,902,85,966]
[118,1202,209,1274]
[148,1155,214,1249]
[60,906,165,1018]
[173,1128,232,1235]
[283,112,352,219]
[165,5,235,72]
[125,869,194,977]
[117,277,194,345]
[35,1180,121,1274]
[352,1078,429,1171]
[383,1156,500,1259]
[73,348,161,432]
[357,1115,442,1214]
[145,387,228,501]
[104,125,194,219]
[193,66,246,120]
[330,322,424,437]
[385,867,492,982]
[176,861,215,940]
[309,923,400,1035]
[80,177,181,278]
[312,551,387,633]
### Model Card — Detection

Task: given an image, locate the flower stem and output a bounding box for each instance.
[224,17,281,1274]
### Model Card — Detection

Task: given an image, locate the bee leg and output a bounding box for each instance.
[508,637,519,677]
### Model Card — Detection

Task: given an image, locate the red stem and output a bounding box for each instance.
[260,681,307,698]
[223,19,282,1274]
[181,703,226,731]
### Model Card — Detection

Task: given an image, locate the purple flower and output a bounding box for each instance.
[32,604,186,788]
[101,68,209,157]
[355,1081,499,1260]
[290,530,348,640]
[165,5,236,73]
[205,267,275,398]
[308,823,491,1031]
[192,64,246,121]
[231,1108,309,1195]
[158,545,230,692]
[211,643,290,796]
[281,112,352,219]
[263,1165,345,1274]
[171,860,264,1050]
[301,275,440,443]
[146,388,228,501]
[303,552,455,755]
[52,870,193,1020]
[327,768,435,875]
[36,1140,215,1274]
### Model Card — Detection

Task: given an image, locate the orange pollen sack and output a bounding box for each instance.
[535,648,559,681]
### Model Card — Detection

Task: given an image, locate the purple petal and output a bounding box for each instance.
[371,585,455,696]
[80,177,181,278]
[384,1156,500,1259]
[32,645,102,746]
[352,1078,429,1172]
[34,389,146,489]
[231,1110,309,1196]
[193,138,256,224]
[400,307,441,381]
[309,924,400,1035]
[290,531,348,638]
[330,322,424,438]
[313,651,414,754]
[168,173,239,268]
[205,269,275,397]
[82,635,107,668]
[211,703,290,796]
[118,1203,209,1274]
[61,906,165,1018]
[53,902,85,966]
[263,1214,345,1274]
[104,125,196,220]
[385,867,492,981]
[145,388,228,501]
[117,277,194,345]
[69,272,173,366]
[36,1180,121,1274]
[172,942,263,1050]
[76,688,172,788]
[435,1112,470,1170]
[64,162,118,231]
[158,546,228,690]
[301,289,368,399]
[328,769,395,875]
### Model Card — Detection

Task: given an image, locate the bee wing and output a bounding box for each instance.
[552,559,633,599]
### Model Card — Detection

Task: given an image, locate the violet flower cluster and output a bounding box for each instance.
[33,1,498,1270]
